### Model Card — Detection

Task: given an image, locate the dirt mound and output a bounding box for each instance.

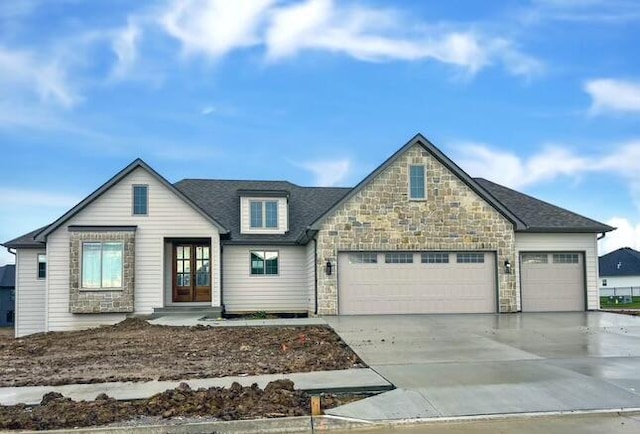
[0,381,356,431]
[108,317,152,331]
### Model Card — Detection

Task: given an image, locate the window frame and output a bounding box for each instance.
[249,200,279,229]
[408,164,426,200]
[37,253,46,280]
[81,241,124,290]
[602,278,608,287]
[421,252,449,264]
[349,252,378,264]
[521,253,549,264]
[552,253,580,264]
[385,252,414,264]
[250,250,279,276]
[132,184,149,216]
[456,252,485,264]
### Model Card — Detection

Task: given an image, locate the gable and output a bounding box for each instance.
[310,134,523,231]
[36,159,227,241]
[316,142,515,251]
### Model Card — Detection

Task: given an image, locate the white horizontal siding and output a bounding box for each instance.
[239,197,288,234]
[15,249,46,337]
[515,233,599,310]
[306,241,316,313]
[600,276,640,289]
[223,245,307,312]
[46,166,221,332]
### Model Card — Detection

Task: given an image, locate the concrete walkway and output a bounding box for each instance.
[0,368,391,406]
[324,313,640,421]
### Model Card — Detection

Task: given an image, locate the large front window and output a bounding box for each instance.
[82,242,123,288]
[251,251,279,275]
[250,200,278,228]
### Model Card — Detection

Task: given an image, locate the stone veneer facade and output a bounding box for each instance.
[315,144,517,315]
[69,230,135,313]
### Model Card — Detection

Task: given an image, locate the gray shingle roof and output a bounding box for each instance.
[174,180,351,243]
[2,226,48,249]
[599,248,640,277]
[0,264,15,288]
[475,178,614,233]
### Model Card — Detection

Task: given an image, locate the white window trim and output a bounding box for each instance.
[80,241,125,290]
[132,184,149,216]
[249,200,279,229]
[408,164,426,201]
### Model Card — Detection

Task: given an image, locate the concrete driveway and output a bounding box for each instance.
[324,312,640,421]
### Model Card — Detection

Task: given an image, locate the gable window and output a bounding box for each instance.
[250,200,278,229]
[250,251,279,275]
[37,254,47,279]
[132,185,148,216]
[409,165,425,200]
[82,242,123,288]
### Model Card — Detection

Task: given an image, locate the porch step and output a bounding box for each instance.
[150,306,222,319]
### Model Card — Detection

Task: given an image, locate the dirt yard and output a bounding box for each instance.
[0,319,364,387]
[0,380,364,431]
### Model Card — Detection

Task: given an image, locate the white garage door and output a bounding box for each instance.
[338,251,496,314]
[520,252,585,312]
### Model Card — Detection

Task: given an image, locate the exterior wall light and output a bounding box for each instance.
[504,259,512,274]
[325,260,333,276]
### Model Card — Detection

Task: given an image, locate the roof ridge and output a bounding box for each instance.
[176,179,353,190]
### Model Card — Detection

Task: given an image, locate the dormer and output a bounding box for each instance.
[238,189,289,235]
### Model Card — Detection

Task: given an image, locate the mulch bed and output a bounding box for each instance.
[0,318,364,387]
[0,380,362,431]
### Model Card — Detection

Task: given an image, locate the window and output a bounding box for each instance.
[37,254,46,279]
[522,253,548,264]
[385,253,414,264]
[132,185,148,215]
[457,253,484,263]
[251,251,279,275]
[602,279,608,287]
[421,252,449,264]
[82,242,123,288]
[349,253,378,264]
[250,200,278,229]
[553,253,579,264]
[409,165,425,200]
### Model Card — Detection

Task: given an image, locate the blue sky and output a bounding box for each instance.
[1,0,640,265]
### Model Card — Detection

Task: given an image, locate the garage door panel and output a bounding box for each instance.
[520,253,584,312]
[338,252,496,314]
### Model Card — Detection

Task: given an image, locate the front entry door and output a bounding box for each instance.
[173,243,211,302]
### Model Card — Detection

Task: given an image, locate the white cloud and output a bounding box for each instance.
[585,78,640,115]
[160,0,274,58]
[599,217,640,254]
[453,139,640,210]
[297,159,351,187]
[523,0,640,23]
[0,187,79,208]
[0,46,78,107]
[111,20,141,79]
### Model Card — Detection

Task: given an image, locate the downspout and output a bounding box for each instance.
[597,232,606,240]
[219,243,224,315]
[313,238,318,315]
[7,248,16,256]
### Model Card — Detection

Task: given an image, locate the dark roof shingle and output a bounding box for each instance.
[2,226,48,249]
[475,178,613,233]
[599,248,640,277]
[174,179,351,243]
[0,264,15,288]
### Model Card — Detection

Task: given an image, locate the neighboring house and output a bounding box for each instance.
[599,247,640,297]
[2,134,614,337]
[0,264,15,327]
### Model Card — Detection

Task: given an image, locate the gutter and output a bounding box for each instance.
[597,232,606,240]
[7,248,16,256]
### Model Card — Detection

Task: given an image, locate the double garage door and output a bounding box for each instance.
[338,251,496,314]
[520,252,585,312]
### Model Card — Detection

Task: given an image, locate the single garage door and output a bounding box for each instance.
[338,251,496,314]
[520,252,585,312]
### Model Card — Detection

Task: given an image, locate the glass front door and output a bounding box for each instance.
[172,243,211,302]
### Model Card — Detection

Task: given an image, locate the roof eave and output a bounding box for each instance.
[517,226,615,233]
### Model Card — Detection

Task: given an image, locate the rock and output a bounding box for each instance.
[40,392,64,406]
